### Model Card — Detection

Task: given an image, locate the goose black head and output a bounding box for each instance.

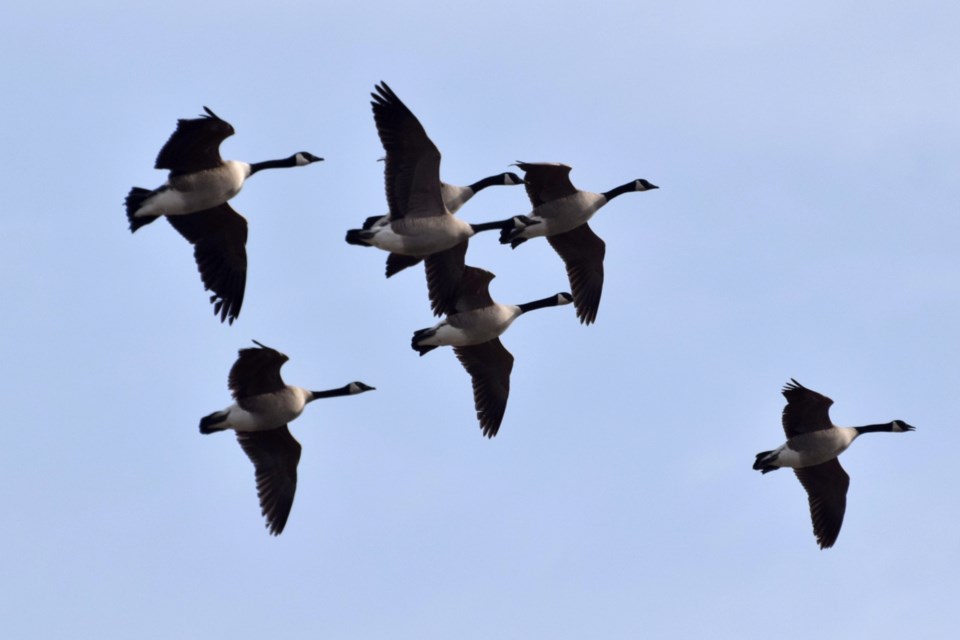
[349,382,376,394]
[293,152,324,165]
[635,179,658,191]
[891,420,916,432]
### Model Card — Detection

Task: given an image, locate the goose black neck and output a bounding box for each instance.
[854,423,895,434]
[602,181,636,202]
[309,385,353,401]
[249,157,297,175]
[468,175,504,193]
[470,218,513,233]
[518,295,564,314]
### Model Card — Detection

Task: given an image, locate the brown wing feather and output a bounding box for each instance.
[793,458,849,549]
[453,266,495,313]
[546,223,605,325]
[453,339,514,438]
[236,426,302,535]
[371,82,445,220]
[424,241,468,316]
[155,107,235,173]
[166,203,248,324]
[515,162,577,206]
[385,252,423,278]
[227,341,288,400]
[781,379,835,438]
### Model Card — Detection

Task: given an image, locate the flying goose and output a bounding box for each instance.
[411,266,572,437]
[199,340,374,535]
[753,379,915,549]
[126,107,323,323]
[498,162,658,324]
[345,82,514,315]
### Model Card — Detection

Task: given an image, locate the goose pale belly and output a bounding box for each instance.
[371,215,474,255]
[778,428,858,468]
[431,305,521,347]
[519,191,606,238]
[227,388,309,432]
[137,161,250,217]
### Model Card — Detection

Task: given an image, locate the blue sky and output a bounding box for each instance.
[2,1,958,637]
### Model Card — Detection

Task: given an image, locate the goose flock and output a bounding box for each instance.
[126,82,915,545]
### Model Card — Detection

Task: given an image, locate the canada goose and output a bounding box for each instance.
[126,107,323,323]
[753,379,915,549]
[498,162,658,325]
[199,340,374,535]
[411,266,572,437]
[345,82,514,315]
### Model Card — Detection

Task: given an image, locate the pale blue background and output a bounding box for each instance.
[1,1,957,638]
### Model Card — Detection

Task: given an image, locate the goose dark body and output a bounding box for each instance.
[125,107,322,323]
[199,341,373,535]
[753,379,915,549]
[345,83,515,316]
[411,266,572,437]
[496,162,658,325]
